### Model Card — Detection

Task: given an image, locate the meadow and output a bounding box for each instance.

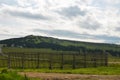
[1,47,108,69]
[0,47,120,80]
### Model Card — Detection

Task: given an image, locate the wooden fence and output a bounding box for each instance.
[0,52,108,69]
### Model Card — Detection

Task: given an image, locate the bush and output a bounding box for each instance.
[0,69,30,80]
[1,69,8,74]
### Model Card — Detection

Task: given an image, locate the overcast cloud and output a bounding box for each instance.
[0,0,120,44]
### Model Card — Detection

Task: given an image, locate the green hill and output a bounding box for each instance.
[0,35,120,57]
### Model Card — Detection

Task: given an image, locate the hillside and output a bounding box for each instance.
[0,35,120,57]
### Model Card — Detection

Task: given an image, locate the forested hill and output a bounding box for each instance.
[0,35,120,57]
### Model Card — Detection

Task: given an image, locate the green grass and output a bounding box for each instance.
[1,47,106,69]
[0,69,42,80]
[0,69,27,80]
[1,47,120,75]
[0,64,119,80]
[2,47,76,55]
[13,64,120,75]
[2,47,55,53]
[108,55,120,62]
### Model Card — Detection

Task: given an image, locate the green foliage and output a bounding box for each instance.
[0,69,30,80]
[1,69,8,74]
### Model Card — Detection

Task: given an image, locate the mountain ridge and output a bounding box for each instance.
[0,35,120,57]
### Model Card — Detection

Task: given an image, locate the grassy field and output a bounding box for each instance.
[2,47,77,53]
[0,64,119,80]
[1,47,108,69]
[2,47,56,53]
[2,47,120,62]
[1,66,120,80]
[0,61,120,80]
[14,63,120,75]
[0,47,120,76]
[0,64,120,80]
[0,63,118,75]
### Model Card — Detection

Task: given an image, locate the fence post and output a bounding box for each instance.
[105,52,108,66]
[72,53,76,69]
[14,53,16,68]
[37,53,40,68]
[8,53,11,69]
[84,51,87,68]
[93,53,97,67]
[100,52,102,66]
[94,59,97,67]
[101,52,104,66]
[61,53,64,69]
[49,53,52,69]
[21,53,24,69]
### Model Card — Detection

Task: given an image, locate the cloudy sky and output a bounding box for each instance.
[0,0,120,44]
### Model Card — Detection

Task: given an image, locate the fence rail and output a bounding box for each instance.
[0,52,108,69]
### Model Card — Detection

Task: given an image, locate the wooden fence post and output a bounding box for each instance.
[84,52,87,68]
[72,54,76,69]
[61,53,64,69]
[93,53,97,67]
[37,53,40,68]
[94,59,97,67]
[49,53,52,69]
[8,53,11,69]
[101,52,104,66]
[14,53,16,68]
[21,53,25,69]
[105,52,108,66]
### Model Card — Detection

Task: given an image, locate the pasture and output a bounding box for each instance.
[0,47,120,80]
[0,47,107,69]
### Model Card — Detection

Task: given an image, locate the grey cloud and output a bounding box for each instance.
[33,29,120,43]
[56,6,86,19]
[33,29,92,39]
[4,9,49,20]
[115,27,120,31]
[79,20,101,30]
[94,35,120,43]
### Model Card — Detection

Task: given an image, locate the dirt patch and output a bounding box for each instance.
[20,72,120,80]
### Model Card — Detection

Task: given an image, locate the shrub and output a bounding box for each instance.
[0,69,30,80]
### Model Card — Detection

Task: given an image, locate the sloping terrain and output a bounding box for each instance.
[0,35,120,57]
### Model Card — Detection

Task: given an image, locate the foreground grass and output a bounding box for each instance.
[0,70,26,80]
[0,64,119,75]
[0,64,119,80]
[12,64,120,75]
[0,69,41,80]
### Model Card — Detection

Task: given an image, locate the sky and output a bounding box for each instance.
[0,0,120,44]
